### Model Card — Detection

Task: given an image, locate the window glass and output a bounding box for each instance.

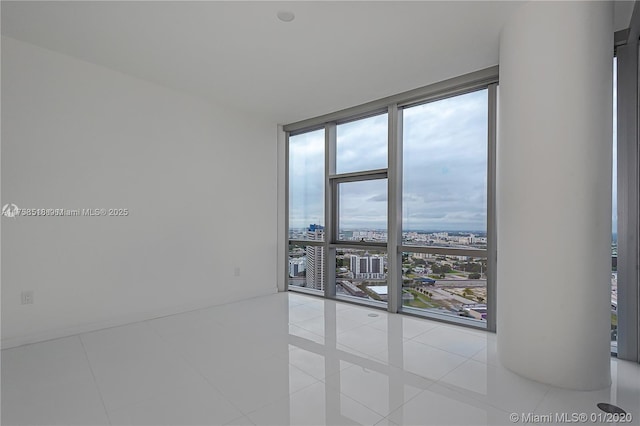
[336,114,388,174]
[338,179,387,242]
[289,243,325,291]
[402,252,487,324]
[289,129,325,239]
[403,90,488,248]
[336,248,387,305]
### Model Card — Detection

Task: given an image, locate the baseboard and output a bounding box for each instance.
[1,287,278,350]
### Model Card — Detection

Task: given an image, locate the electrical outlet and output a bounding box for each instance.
[234,267,241,277]
[21,290,34,305]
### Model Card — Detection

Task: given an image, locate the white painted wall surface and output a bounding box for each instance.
[1,37,278,348]
[497,1,613,390]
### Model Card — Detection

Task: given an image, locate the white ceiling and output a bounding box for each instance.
[1,1,636,124]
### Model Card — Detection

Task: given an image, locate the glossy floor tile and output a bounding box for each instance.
[2,291,639,426]
[1,336,110,426]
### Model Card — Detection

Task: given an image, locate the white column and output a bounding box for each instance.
[497,1,613,390]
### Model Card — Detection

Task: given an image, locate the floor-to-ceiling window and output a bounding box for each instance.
[288,128,325,293]
[333,114,389,307]
[286,67,497,330]
[401,89,489,325]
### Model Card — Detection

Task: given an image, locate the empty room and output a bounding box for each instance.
[2,1,640,425]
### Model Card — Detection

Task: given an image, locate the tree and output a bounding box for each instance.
[461,262,482,273]
[432,264,452,274]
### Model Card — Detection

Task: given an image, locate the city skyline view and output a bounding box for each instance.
[289,224,489,323]
[289,222,617,328]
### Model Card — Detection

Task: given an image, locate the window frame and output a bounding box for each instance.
[285,67,498,331]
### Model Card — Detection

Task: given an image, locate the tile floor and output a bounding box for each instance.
[2,292,639,425]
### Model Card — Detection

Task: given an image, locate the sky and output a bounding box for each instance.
[289,90,487,232]
[290,75,617,234]
[289,128,325,229]
[403,90,487,232]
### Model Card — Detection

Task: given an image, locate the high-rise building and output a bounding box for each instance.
[350,253,385,279]
[288,257,306,277]
[305,224,324,290]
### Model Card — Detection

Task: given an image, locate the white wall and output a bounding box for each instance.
[1,37,278,348]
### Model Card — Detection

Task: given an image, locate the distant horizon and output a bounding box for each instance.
[291,227,617,241]
[291,226,487,235]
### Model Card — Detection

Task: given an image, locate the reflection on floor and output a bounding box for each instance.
[2,292,639,425]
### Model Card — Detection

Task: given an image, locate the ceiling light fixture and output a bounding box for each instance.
[277,11,295,22]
